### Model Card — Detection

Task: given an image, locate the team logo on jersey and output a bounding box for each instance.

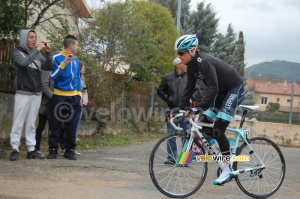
[197,57,202,63]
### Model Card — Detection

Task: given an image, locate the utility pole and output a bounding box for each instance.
[149,74,156,122]
[176,0,182,31]
[289,80,295,124]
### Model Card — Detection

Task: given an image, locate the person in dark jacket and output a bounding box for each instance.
[173,35,245,185]
[9,29,53,161]
[157,57,199,164]
[34,70,54,157]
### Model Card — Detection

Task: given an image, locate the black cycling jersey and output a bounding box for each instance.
[178,52,243,110]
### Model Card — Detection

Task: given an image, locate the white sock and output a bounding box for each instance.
[224,162,233,172]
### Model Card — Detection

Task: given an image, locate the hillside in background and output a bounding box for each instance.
[245,60,300,82]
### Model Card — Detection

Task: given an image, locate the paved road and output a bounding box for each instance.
[0,141,299,199]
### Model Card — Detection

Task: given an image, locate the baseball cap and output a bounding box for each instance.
[173,57,182,66]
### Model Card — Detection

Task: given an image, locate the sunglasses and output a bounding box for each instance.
[177,50,188,56]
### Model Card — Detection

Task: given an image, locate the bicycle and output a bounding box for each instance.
[149,105,286,198]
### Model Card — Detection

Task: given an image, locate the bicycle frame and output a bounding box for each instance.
[170,111,266,175]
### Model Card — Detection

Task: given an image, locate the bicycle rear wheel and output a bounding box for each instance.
[149,133,208,198]
[234,137,285,198]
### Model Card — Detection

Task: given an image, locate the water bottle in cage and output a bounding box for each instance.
[209,139,220,155]
[228,139,234,155]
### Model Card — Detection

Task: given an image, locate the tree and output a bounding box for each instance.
[1,0,80,50]
[81,1,178,79]
[0,0,25,42]
[24,0,81,51]
[211,24,236,65]
[132,1,180,75]
[151,0,191,33]
[211,24,245,75]
[235,31,246,76]
[24,0,63,29]
[186,2,219,52]
[80,1,159,79]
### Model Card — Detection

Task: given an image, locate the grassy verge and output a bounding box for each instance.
[0,131,164,159]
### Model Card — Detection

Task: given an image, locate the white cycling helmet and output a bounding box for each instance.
[174,34,198,51]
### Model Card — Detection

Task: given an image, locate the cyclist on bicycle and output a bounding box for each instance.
[172,34,245,185]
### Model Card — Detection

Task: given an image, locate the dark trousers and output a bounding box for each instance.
[59,125,67,150]
[35,113,49,151]
[49,94,81,150]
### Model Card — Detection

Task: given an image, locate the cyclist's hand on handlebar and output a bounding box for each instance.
[170,107,180,119]
[185,110,190,117]
[185,110,195,120]
[165,111,171,123]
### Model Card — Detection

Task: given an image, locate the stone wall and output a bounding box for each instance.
[0,93,99,139]
[1,92,299,147]
[0,93,14,139]
[228,118,300,147]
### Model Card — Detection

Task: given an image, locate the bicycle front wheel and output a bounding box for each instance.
[149,133,208,198]
[234,137,285,198]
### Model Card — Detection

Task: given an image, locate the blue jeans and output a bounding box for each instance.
[166,116,187,162]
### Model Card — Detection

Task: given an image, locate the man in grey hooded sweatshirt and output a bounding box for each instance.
[9,29,53,161]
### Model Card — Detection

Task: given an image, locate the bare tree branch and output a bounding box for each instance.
[29,0,61,29]
[38,13,74,24]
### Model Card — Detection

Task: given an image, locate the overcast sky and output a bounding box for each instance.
[191,0,300,67]
[86,0,300,67]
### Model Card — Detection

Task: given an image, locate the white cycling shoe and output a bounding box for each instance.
[213,162,235,185]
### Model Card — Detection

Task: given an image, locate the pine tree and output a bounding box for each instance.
[185,2,219,52]
[211,24,236,65]
[151,0,191,33]
[152,0,246,76]
[235,31,246,76]
[211,24,245,75]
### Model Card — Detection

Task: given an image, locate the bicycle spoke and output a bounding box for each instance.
[164,168,177,190]
[182,168,193,191]
[263,150,279,165]
[178,169,183,194]
[181,168,199,184]
[165,140,176,161]
[264,168,282,177]
[263,171,281,183]
[263,171,272,192]
[154,153,170,163]
[235,137,285,198]
[174,169,180,193]
[267,165,283,170]
[150,133,208,197]
[155,166,176,175]
[182,165,205,177]
[261,143,272,161]
[246,175,257,191]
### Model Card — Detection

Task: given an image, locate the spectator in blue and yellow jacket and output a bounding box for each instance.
[47,35,81,160]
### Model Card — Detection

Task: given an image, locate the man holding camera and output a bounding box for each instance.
[47,35,82,160]
[9,29,53,161]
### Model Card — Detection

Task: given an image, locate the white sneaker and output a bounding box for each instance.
[213,162,235,185]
